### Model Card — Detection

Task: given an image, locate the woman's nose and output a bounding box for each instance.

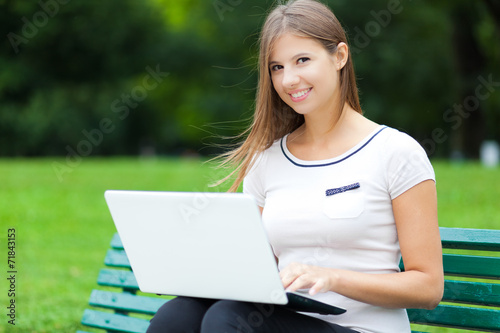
[282,68,300,88]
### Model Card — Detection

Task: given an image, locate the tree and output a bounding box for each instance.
[0,0,169,155]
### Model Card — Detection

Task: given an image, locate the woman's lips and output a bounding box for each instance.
[289,88,312,102]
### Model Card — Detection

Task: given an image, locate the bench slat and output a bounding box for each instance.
[110,228,500,251]
[443,254,500,278]
[407,304,500,331]
[401,254,500,279]
[105,249,131,268]
[81,309,149,333]
[440,227,500,251]
[111,233,124,249]
[443,280,500,306]
[89,290,169,315]
[98,268,139,290]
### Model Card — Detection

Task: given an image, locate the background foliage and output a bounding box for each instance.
[1,0,499,158]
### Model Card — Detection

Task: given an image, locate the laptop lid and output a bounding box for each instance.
[104,190,289,305]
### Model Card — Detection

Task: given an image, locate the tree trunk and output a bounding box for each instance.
[450,3,487,159]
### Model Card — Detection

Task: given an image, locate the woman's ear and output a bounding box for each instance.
[334,42,349,70]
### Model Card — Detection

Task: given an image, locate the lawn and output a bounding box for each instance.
[0,158,498,333]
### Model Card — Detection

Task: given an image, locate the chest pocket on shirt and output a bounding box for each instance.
[323,180,365,219]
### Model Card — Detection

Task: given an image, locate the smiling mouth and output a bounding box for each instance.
[290,88,312,98]
[289,88,312,102]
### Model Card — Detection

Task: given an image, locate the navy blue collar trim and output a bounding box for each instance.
[280,126,388,168]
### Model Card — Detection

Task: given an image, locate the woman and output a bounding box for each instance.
[147,0,443,332]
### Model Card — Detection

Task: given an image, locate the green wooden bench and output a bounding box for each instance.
[78,227,500,333]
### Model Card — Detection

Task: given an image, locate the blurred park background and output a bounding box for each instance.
[0,0,499,332]
[1,0,499,160]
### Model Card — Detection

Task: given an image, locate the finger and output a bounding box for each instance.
[279,262,302,277]
[281,272,299,289]
[309,279,326,296]
[285,274,314,292]
[280,263,305,288]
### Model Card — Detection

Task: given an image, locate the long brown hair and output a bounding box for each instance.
[217,0,361,192]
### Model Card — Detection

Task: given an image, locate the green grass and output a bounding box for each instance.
[0,158,498,333]
[434,161,500,230]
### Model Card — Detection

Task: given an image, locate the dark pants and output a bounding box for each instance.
[146,296,358,333]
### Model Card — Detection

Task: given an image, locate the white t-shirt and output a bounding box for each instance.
[243,125,435,333]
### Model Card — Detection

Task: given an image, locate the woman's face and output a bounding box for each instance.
[269,33,343,117]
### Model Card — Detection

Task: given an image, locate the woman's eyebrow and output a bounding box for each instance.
[269,52,312,67]
[293,52,312,59]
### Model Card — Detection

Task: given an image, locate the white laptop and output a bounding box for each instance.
[104,190,345,315]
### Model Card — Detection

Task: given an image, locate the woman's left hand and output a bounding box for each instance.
[280,262,337,296]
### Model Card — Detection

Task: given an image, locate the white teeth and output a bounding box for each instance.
[291,88,311,98]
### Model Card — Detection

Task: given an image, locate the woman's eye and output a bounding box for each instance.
[270,64,283,71]
[297,57,310,64]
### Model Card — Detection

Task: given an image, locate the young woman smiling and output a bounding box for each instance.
[146,1,443,332]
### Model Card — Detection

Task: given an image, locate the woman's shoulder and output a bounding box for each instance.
[378,126,427,152]
[248,137,283,168]
[377,127,433,179]
[261,136,286,156]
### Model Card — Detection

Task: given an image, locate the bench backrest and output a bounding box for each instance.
[406,227,500,332]
[79,227,500,333]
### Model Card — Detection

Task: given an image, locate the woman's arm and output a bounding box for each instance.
[280,179,444,310]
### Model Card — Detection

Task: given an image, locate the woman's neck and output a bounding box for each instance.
[286,107,378,161]
[292,103,353,145]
